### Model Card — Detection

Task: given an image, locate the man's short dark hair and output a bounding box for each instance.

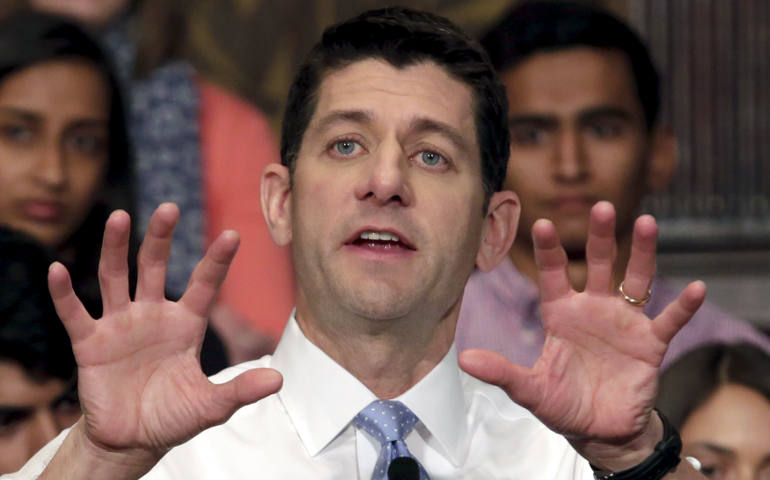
[280,6,510,206]
[481,1,660,129]
[0,227,76,382]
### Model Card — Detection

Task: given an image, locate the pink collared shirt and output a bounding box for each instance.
[456,257,770,370]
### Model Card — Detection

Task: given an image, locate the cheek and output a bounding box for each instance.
[0,155,27,186]
[291,180,339,246]
[70,161,107,212]
[431,193,484,258]
[594,163,644,205]
[504,155,548,200]
[0,427,34,473]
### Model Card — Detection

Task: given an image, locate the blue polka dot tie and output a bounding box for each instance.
[354,400,430,480]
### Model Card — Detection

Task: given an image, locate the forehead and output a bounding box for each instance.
[681,384,770,452]
[501,46,643,117]
[0,360,66,406]
[309,59,477,138]
[0,59,108,115]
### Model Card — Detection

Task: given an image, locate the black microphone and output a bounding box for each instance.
[388,457,420,480]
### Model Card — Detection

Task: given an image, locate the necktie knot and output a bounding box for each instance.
[354,400,430,479]
[354,400,419,444]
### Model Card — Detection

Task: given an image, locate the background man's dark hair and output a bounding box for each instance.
[656,342,770,429]
[0,227,76,383]
[481,1,660,130]
[280,6,510,206]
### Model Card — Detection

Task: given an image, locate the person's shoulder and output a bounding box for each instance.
[654,278,755,327]
[197,79,270,126]
[462,257,538,311]
[654,278,770,366]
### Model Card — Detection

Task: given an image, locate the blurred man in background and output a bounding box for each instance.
[0,227,80,474]
[456,1,770,368]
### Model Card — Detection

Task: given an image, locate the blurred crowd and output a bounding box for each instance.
[0,1,767,477]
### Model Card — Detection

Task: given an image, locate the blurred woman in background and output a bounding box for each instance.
[27,0,295,362]
[0,9,134,306]
[0,10,227,374]
[657,343,770,480]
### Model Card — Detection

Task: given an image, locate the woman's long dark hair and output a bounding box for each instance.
[0,10,138,312]
[657,342,770,429]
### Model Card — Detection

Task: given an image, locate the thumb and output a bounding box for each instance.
[459,349,541,410]
[204,368,283,426]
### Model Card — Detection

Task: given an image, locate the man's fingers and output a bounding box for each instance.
[179,230,240,318]
[652,281,706,343]
[49,262,94,344]
[620,215,658,305]
[459,349,540,411]
[204,368,283,426]
[136,203,180,302]
[585,202,616,294]
[532,219,572,302]
[97,210,131,314]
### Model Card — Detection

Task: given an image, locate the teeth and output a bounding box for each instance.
[359,231,400,242]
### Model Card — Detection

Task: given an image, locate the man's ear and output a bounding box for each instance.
[261,163,292,246]
[476,190,520,272]
[646,126,678,193]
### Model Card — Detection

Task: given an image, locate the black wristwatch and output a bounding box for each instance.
[590,409,682,480]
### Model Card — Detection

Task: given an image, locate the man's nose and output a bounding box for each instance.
[552,129,588,182]
[354,140,413,206]
[27,409,60,454]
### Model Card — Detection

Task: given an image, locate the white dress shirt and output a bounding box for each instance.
[6,314,593,479]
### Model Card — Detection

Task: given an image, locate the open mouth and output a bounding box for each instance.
[349,230,416,250]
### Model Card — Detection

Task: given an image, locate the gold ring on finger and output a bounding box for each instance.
[618,281,652,306]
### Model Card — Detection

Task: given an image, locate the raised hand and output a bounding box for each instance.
[46,204,282,471]
[459,201,705,470]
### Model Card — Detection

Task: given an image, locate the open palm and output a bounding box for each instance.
[460,202,705,465]
[48,204,282,458]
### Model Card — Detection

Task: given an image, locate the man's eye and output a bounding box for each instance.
[510,127,546,145]
[418,151,443,166]
[0,124,34,143]
[0,408,33,433]
[53,389,80,413]
[334,140,361,156]
[587,122,621,139]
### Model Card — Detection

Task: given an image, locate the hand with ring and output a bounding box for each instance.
[460,201,707,474]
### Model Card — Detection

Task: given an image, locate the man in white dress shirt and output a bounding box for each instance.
[9,7,707,480]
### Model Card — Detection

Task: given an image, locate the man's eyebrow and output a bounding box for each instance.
[578,106,635,123]
[409,117,470,152]
[508,114,558,129]
[0,406,34,424]
[313,109,374,133]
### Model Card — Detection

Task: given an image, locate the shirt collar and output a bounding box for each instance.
[271,313,468,465]
[396,343,468,466]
